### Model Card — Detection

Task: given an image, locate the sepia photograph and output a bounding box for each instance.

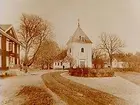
[0,0,140,105]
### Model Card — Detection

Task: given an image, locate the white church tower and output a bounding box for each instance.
[67,19,93,68]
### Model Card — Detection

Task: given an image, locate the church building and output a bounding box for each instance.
[53,20,92,69]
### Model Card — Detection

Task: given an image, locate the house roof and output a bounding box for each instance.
[0,24,12,31]
[112,53,127,62]
[113,58,126,62]
[0,24,20,44]
[104,58,126,63]
[55,50,67,61]
[67,21,92,45]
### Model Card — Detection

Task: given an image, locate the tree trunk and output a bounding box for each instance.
[24,65,28,73]
[23,47,29,73]
[41,64,44,70]
[47,63,49,70]
[109,55,113,70]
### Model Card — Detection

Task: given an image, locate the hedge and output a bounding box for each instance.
[69,68,114,77]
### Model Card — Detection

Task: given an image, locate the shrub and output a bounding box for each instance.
[82,68,89,77]
[76,69,82,76]
[69,68,114,77]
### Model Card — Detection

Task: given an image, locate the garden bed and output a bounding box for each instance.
[17,86,53,105]
[69,68,114,77]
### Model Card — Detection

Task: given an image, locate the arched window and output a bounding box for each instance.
[81,48,84,52]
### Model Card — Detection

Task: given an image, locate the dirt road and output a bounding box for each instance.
[42,71,130,105]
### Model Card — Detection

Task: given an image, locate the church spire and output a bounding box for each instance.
[78,18,80,27]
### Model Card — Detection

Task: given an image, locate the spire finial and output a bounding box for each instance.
[78,18,80,27]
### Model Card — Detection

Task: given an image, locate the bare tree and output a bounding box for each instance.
[34,39,60,69]
[92,48,104,59]
[125,52,140,71]
[64,55,76,68]
[99,32,124,68]
[18,14,52,72]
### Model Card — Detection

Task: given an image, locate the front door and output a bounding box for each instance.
[79,60,85,68]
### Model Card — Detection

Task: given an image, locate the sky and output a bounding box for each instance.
[1,0,140,53]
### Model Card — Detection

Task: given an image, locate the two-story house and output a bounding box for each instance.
[0,24,20,70]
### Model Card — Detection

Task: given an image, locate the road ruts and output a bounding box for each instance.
[42,71,130,105]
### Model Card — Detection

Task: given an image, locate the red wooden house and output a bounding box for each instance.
[0,24,20,70]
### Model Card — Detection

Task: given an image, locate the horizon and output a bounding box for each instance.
[1,0,140,53]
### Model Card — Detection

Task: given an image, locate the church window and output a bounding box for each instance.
[81,48,84,53]
[79,36,85,41]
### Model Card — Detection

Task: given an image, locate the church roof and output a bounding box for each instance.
[67,20,92,45]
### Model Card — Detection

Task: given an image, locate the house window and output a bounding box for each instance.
[9,42,13,51]
[13,42,15,53]
[6,56,9,67]
[0,55,1,67]
[81,48,84,53]
[10,30,12,34]
[69,48,71,53]
[13,57,15,64]
[17,45,19,54]
[0,36,1,49]
[6,39,9,51]
[17,58,19,65]
[61,62,63,66]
